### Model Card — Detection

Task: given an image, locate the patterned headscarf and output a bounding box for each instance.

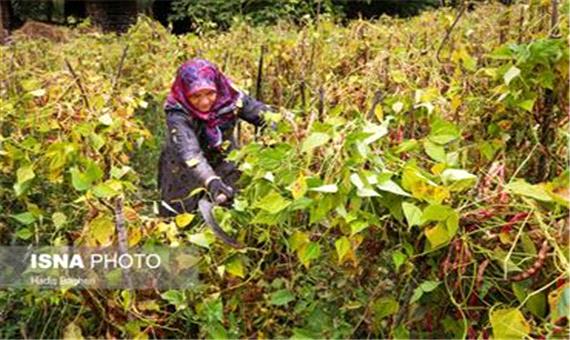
[165,58,241,149]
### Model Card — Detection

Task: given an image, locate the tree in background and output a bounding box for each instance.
[5,0,443,34]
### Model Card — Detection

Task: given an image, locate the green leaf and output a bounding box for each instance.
[558,287,570,319]
[503,65,521,85]
[335,236,351,264]
[428,118,460,145]
[207,322,228,339]
[110,165,132,179]
[520,233,537,255]
[517,98,535,112]
[441,169,476,182]
[492,248,523,273]
[402,202,422,228]
[394,139,419,154]
[421,204,453,224]
[362,122,389,145]
[52,212,67,229]
[291,327,320,339]
[393,324,409,339]
[420,280,440,292]
[392,250,407,271]
[188,232,214,249]
[446,211,459,238]
[92,181,121,198]
[270,289,295,306]
[16,164,35,184]
[512,282,547,318]
[350,173,365,190]
[89,133,105,152]
[11,212,36,225]
[372,296,399,321]
[377,179,411,197]
[225,256,245,278]
[410,287,423,304]
[507,180,552,202]
[490,308,530,339]
[350,220,369,236]
[527,292,547,318]
[161,290,187,310]
[70,166,97,191]
[16,228,33,240]
[199,296,223,322]
[423,140,446,162]
[301,132,330,153]
[357,188,380,197]
[254,190,291,214]
[410,280,441,304]
[298,242,320,268]
[309,184,338,193]
[441,169,477,191]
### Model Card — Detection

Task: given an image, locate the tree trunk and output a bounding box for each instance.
[0,0,15,30]
[85,0,138,32]
[64,0,87,22]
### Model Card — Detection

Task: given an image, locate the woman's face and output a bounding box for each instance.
[188,89,217,112]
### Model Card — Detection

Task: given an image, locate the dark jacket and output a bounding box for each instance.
[158,92,271,217]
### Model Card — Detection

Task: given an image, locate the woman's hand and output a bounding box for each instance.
[207,178,234,205]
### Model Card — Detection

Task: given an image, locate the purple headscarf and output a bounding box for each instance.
[165,58,241,149]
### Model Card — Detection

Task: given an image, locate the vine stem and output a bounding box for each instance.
[436,3,466,63]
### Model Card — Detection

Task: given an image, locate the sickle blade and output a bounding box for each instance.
[198,198,242,249]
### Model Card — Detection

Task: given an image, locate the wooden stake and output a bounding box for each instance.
[65,58,91,113]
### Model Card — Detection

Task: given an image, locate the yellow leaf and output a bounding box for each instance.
[335,236,351,264]
[175,213,194,228]
[289,231,309,251]
[548,283,570,322]
[63,321,84,340]
[137,300,160,312]
[128,226,142,247]
[430,163,446,176]
[226,256,245,278]
[289,173,308,200]
[87,215,115,246]
[374,103,384,122]
[175,253,200,271]
[450,95,462,112]
[490,308,530,339]
[425,223,449,249]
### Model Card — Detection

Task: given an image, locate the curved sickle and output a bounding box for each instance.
[198,198,242,249]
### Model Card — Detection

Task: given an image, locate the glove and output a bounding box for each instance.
[206,177,234,205]
[259,106,278,132]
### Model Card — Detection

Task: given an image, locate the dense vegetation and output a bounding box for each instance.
[0,1,568,338]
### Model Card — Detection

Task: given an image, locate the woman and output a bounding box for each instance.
[157,58,273,217]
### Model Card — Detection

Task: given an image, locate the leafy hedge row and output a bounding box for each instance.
[0,1,568,338]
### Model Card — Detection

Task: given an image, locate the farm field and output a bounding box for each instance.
[0,1,569,338]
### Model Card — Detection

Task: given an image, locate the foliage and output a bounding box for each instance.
[168,0,343,32]
[0,1,568,338]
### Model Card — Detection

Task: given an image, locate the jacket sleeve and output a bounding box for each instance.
[237,92,275,128]
[166,110,217,186]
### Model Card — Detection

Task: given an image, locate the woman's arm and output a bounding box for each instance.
[166,110,218,187]
[237,92,275,128]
